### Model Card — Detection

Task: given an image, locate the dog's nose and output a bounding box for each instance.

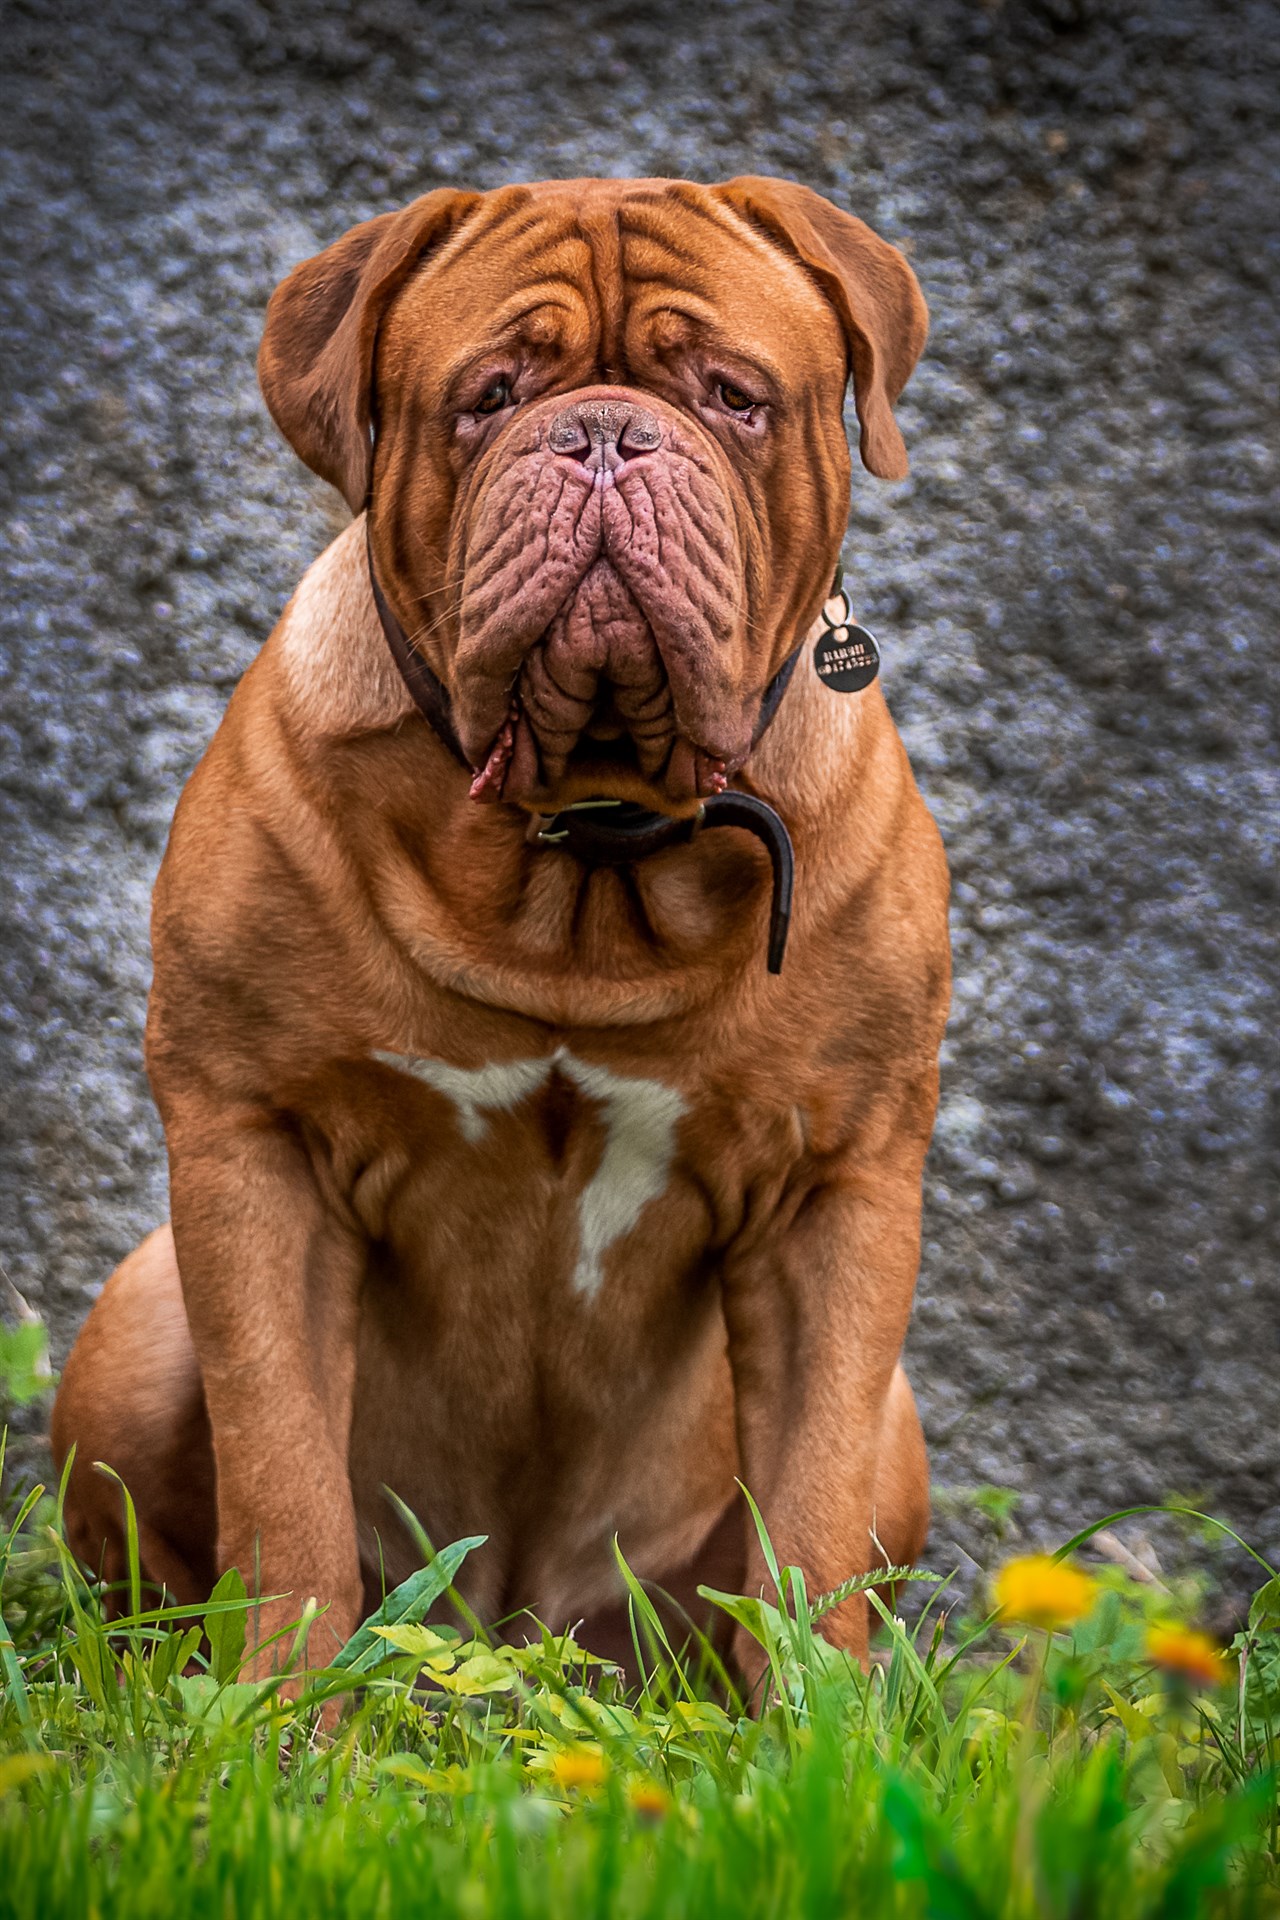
[547,397,663,473]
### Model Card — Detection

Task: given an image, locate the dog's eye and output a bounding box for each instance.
[474,378,512,416]
[717,381,756,413]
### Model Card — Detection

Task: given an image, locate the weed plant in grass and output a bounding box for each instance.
[0,1454,1276,1918]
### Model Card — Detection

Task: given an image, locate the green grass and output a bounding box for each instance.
[0,1451,1277,1919]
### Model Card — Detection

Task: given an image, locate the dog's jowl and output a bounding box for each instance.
[53,176,949,1682]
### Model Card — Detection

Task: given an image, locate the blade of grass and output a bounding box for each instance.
[93,1464,142,1623]
[1055,1506,1277,1582]
[739,1482,783,1592]
[0,1593,35,1745]
[611,1536,700,1707]
[0,1481,46,1584]
[204,1566,248,1684]
[865,1587,941,1714]
[382,1489,490,1642]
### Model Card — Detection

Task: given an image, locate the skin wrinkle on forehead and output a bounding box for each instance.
[439,294,586,406]
[423,186,539,278]
[418,186,839,389]
[621,193,839,343]
[396,220,593,368]
[391,187,842,434]
[577,205,626,379]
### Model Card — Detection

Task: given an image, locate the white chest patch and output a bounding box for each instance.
[372,1046,687,1299]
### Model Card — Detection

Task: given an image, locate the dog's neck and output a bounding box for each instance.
[363,515,809,971]
[270,518,896,1021]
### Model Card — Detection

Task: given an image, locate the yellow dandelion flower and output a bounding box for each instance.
[627,1780,673,1823]
[550,1746,608,1792]
[992,1555,1098,1631]
[1146,1624,1230,1689]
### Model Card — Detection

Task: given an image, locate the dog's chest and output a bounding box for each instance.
[368,1044,690,1300]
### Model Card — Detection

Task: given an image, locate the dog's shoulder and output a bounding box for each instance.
[152,519,414,944]
[269,515,413,738]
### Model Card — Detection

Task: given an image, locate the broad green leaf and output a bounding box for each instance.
[148,1624,202,1693]
[1248,1575,1280,1635]
[537,1693,586,1725]
[1154,1728,1183,1799]
[666,1700,733,1734]
[69,1630,113,1714]
[204,1566,248,1684]
[0,1322,52,1409]
[172,1675,263,1725]
[1102,1681,1157,1745]
[331,1535,486,1674]
[697,1586,779,1647]
[0,1754,54,1794]
[455,1650,518,1684]
[531,1624,614,1669]
[377,1756,468,1792]
[370,1622,458,1666]
[433,1652,518,1695]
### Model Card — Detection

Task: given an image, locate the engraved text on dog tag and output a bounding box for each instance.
[814,589,881,693]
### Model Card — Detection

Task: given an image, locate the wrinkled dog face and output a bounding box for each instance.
[449,384,762,809]
[260,178,927,813]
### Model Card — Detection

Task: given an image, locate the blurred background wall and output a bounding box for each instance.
[1,0,1276,1605]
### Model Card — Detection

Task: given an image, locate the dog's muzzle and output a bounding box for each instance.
[364,520,839,975]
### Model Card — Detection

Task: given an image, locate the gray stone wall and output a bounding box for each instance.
[2,0,1276,1601]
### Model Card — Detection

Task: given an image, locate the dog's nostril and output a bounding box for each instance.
[616,412,661,456]
[548,414,593,459]
[547,400,663,466]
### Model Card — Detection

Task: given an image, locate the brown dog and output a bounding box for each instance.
[52,177,948,1679]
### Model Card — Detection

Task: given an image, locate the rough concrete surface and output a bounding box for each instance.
[1,0,1277,1608]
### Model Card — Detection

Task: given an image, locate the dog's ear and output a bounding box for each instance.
[715,177,927,481]
[258,188,482,512]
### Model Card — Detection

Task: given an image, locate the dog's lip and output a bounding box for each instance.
[567,729,647,771]
[467,692,731,813]
[463,635,740,814]
[520,781,704,824]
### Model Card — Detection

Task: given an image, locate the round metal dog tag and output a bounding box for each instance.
[814,616,881,693]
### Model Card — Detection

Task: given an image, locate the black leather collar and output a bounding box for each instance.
[365,521,810,973]
[366,526,471,770]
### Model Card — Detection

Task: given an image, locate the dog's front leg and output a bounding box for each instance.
[721,1160,927,1676]
[166,1115,366,1675]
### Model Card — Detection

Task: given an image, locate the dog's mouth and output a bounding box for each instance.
[466,579,731,815]
[468,694,730,816]
[449,412,763,813]
[563,726,648,784]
